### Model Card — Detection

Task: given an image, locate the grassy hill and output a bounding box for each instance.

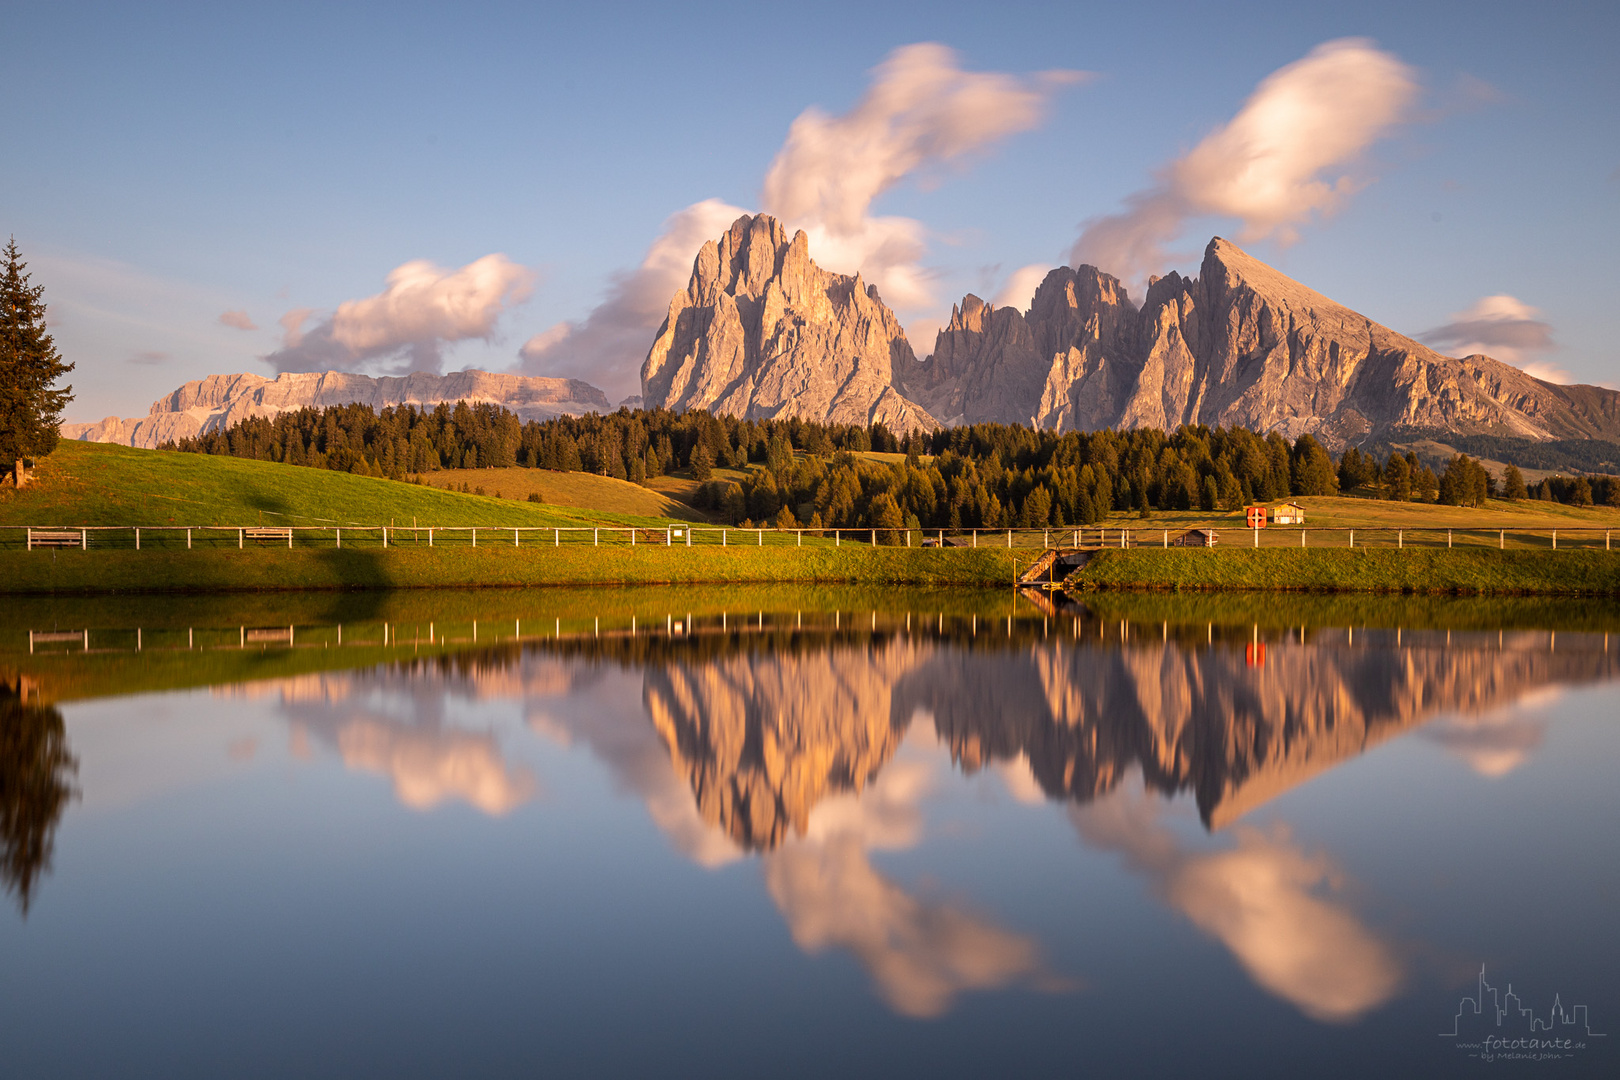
[428,466,706,520]
[0,442,681,529]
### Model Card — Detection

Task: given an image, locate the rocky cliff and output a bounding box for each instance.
[62,370,612,449]
[632,627,1619,844]
[911,239,1620,449]
[642,643,915,849]
[641,214,937,433]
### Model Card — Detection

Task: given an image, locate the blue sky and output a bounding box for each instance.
[7,0,1618,422]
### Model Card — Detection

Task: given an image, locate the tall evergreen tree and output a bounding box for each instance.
[1502,464,1528,500]
[0,239,74,486]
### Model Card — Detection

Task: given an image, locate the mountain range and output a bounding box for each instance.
[63,370,611,450]
[640,626,1620,846]
[644,214,1620,449]
[67,216,1620,454]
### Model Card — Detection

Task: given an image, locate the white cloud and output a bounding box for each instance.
[763,43,1085,314]
[523,45,1084,395]
[1071,38,1419,283]
[1072,787,1402,1023]
[1418,294,1565,382]
[517,199,746,400]
[334,718,537,816]
[992,263,1051,312]
[278,307,314,348]
[218,309,257,331]
[765,750,1064,1017]
[267,254,535,375]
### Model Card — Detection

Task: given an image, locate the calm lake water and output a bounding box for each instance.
[2,587,1616,1078]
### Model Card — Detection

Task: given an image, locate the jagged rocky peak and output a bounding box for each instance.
[641,213,937,433]
[917,236,1620,449]
[906,263,1138,430]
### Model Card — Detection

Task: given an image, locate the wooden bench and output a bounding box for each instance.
[27,529,84,550]
[241,527,294,548]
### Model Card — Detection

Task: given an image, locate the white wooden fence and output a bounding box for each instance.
[7,524,1617,551]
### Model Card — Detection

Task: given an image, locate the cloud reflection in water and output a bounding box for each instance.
[1072,787,1402,1023]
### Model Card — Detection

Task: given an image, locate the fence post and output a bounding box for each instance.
[972,531,976,548]
[289,529,294,550]
[1499,530,1503,550]
[382,527,388,549]
[630,528,635,547]
[239,529,243,549]
[1552,530,1557,550]
[1301,530,1305,548]
[1252,527,1257,548]
[187,529,192,550]
[686,529,691,547]
[516,529,521,547]
[336,529,341,549]
[1349,530,1354,548]
[835,531,839,547]
[1448,529,1452,549]
[593,528,597,547]
[722,529,726,547]
[798,531,802,547]
[429,528,434,547]
[758,529,763,546]
[555,528,559,547]
[1122,530,1127,549]
[1398,530,1402,548]
[1006,530,1011,548]
[135,527,140,550]
[1163,530,1168,548]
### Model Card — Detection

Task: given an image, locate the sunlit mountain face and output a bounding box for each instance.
[3,591,1617,1076]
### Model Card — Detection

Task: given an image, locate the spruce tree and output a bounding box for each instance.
[1503,464,1528,500]
[0,239,74,486]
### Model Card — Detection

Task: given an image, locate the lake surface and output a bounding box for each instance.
[2,587,1617,1078]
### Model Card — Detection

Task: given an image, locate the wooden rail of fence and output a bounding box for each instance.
[4,524,1616,551]
[20,614,1616,658]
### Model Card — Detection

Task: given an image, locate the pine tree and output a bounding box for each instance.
[689,442,714,481]
[0,239,74,486]
[1503,464,1528,500]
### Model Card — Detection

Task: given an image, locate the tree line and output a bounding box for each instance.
[164,400,1620,531]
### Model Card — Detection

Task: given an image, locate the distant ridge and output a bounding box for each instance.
[63,369,613,450]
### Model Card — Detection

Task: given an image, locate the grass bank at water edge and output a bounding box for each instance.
[1070,548,1620,596]
[0,544,1022,594]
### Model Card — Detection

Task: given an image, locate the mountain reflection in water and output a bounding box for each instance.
[162,610,1616,1021]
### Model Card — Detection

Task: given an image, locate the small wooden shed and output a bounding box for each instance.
[1171,528,1219,547]
[1271,502,1306,525]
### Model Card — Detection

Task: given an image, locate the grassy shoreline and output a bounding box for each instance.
[1070,548,1620,596]
[6,544,1617,597]
[0,545,1024,594]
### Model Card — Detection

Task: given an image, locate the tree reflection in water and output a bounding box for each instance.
[0,678,79,917]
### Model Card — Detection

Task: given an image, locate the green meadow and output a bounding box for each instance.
[1070,547,1620,596]
[0,441,670,529]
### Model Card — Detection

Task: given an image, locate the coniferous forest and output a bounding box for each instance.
[165,402,1620,531]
